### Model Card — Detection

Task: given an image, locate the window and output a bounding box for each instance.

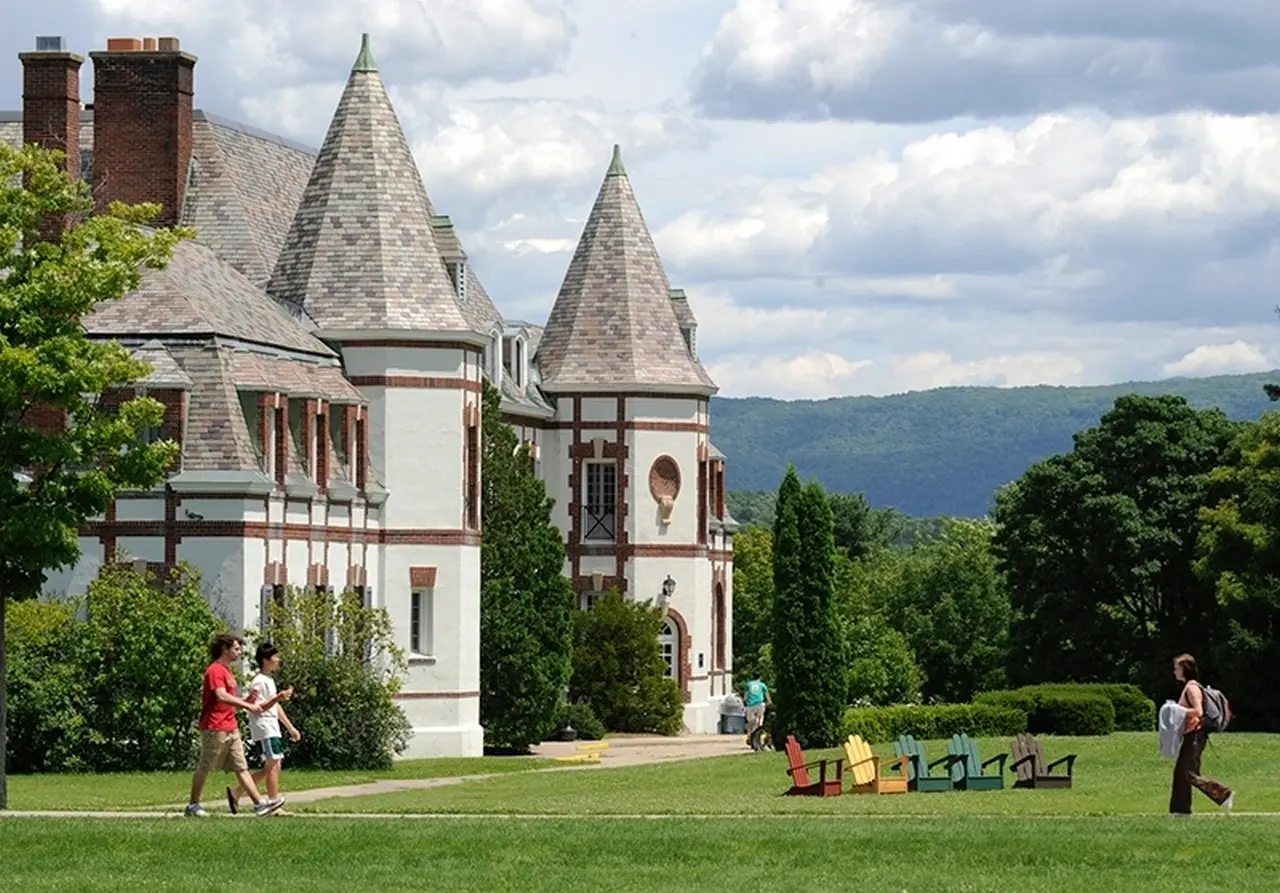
[240,392,263,465]
[330,410,347,468]
[502,336,526,387]
[410,588,434,656]
[714,583,726,669]
[658,619,678,681]
[583,462,617,541]
[354,416,367,489]
[288,398,308,472]
[580,591,602,611]
[448,261,468,302]
[465,422,479,529]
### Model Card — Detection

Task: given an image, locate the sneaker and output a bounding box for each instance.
[184,803,209,818]
[225,787,239,815]
[1222,793,1234,816]
[253,797,285,817]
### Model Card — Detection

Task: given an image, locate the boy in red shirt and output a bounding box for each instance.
[185,634,285,817]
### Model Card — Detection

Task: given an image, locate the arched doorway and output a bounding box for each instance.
[658,618,679,684]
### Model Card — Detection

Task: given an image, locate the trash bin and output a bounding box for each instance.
[718,693,747,735]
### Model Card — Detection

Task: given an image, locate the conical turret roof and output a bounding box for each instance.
[267,34,475,336]
[536,146,716,394]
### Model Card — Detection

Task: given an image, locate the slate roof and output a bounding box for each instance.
[536,146,717,395]
[131,341,194,389]
[669,288,697,330]
[169,345,264,472]
[182,113,316,284]
[84,239,336,357]
[266,35,477,336]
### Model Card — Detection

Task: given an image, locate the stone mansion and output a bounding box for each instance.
[2,33,737,756]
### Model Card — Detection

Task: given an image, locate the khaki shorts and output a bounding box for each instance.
[746,705,766,729]
[196,730,248,775]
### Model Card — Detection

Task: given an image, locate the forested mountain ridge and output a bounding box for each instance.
[711,370,1278,518]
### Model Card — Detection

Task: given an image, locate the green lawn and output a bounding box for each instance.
[2,816,1277,892]
[5,756,550,811]
[301,732,1276,816]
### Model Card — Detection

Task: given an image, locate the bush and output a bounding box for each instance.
[975,682,1148,733]
[5,600,89,773]
[840,704,1028,744]
[570,593,684,736]
[552,702,607,741]
[6,562,224,773]
[1027,683,1154,731]
[251,586,411,770]
[974,686,1116,736]
[79,563,226,771]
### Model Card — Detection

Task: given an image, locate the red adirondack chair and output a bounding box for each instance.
[783,734,843,796]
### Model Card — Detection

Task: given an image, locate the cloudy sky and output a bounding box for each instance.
[4,0,1280,398]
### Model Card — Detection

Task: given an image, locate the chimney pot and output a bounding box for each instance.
[105,37,142,51]
[142,37,158,51]
[157,36,181,51]
[35,35,66,52]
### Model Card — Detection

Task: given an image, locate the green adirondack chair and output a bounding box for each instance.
[894,734,961,792]
[947,733,1007,791]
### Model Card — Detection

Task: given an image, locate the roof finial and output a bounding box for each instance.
[353,32,377,73]
[607,143,626,177]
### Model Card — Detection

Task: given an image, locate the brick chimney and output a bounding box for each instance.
[19,36,84,177]
[19,37,84,240]
[89,36,195,226]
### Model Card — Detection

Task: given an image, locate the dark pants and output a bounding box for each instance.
[1170,730,1231,814]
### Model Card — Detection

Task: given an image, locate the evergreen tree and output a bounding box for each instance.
[771,466,846,747]
[478,382,575,750]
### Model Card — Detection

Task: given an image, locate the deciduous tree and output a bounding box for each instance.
[0,143,185,808]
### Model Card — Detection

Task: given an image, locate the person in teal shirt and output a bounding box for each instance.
[744,678,771,740]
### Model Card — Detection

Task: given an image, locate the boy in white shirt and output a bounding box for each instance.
[227,642,301,814]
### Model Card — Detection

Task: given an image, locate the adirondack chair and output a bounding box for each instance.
[946,733,1007,791]
[894,734,962,792]
[783,735,843,796]
[843,734,909,795]
[1009,733,1076,789]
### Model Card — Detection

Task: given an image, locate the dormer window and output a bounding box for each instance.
[681,326,696,357]
[448,260,468,303]
[502,335,527,388]
[487,327,503,387]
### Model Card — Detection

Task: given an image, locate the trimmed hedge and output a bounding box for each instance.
[974,688,1115,736]
[975,682,1153,732]
[841,704,1028,744]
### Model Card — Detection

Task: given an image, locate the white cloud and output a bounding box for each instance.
[1162,341,1277,377]
[91,0,573,86]
[693,0,1280,123]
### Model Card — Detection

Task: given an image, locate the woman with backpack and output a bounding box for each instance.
[1170,653,1234,817]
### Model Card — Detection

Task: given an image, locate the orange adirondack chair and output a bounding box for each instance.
[843,734,909,795]
[783,734,843,796]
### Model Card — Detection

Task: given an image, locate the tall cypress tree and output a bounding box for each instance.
[770,466,805,742]
[771,467,848,748]
[479,382,575,750]
[794,480,847,746]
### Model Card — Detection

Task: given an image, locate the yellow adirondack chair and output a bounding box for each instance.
[843,734,910,795]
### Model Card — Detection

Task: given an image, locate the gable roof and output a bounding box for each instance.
[265,35,477,337]
[535,146,717,395]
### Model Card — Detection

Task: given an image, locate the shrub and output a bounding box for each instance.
[840,703,1028,744]
[1027,683,1154,731]
[570,593,683,736]
[975,682,1148,733]
[552,702,607,741]
[5,600,89,773]
[250,586,410,770]
[974,686,1116,736]
[79,563,226,771]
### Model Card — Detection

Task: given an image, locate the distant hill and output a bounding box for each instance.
[710,371,1279,518]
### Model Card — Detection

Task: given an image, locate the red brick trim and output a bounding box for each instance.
[409,566,437,588]
[664,607,693,704]
[84,520,481,547]
[348,375,482,392]
[550,420,708,433]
